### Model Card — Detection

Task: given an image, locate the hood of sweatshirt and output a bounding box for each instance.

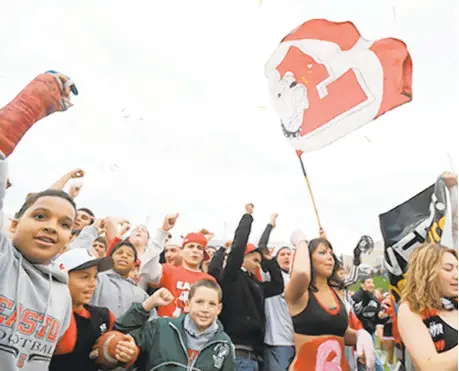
[14,247,69,284]
[183,313,220,352]
[0,155,72,371]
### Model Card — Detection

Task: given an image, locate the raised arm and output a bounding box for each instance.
[49,168,85,192]
[104,216,131,254]
[258,213,278,249]
[0,153,6,230]
[0,71,77,157]
[398,302,458,371]
[221,204,254,281]
[115,288,174,333]
[208,247,227,282]
[260,254,284,298]
[0,152,13,265]
[284,229,310,304]
[67,224,99,251]
[0,70,76,260]
[344,265,359,288]
[351,289,366,315]
[138,214,177,289]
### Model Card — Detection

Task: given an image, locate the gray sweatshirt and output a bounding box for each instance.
[183,314,219,352]
[137,228,168,289]
[0,153,72,371]
[68,225,149,318]
[262,269,294,346]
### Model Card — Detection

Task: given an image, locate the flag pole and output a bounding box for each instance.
[297,152,323,230]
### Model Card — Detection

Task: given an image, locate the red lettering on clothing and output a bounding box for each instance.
[188,348,199,362]
[0,296,14,324]
[157,264,216,317]
[17,310,40,336]
[5,304,22,327]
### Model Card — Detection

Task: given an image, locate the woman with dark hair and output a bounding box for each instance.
[285,230,375,370]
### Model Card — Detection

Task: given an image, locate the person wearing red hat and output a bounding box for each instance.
[219,204,284,371]
[139,214,216,318]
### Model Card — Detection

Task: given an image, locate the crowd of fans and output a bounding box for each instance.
[0,71,457,371]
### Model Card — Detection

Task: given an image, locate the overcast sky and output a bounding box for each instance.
[0,0,457,254]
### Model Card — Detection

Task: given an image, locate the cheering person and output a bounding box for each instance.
[398,243,458,371]
[285,230,375,371]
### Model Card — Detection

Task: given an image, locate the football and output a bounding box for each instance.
[93,330,125,366]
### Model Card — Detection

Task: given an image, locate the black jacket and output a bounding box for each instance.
[208,246,227,283]
[219,214,284,357]
[351,288,387,335]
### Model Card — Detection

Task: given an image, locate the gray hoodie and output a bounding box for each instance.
[0,154,72,371]
[183,314,219,352]
[68,225,149,318]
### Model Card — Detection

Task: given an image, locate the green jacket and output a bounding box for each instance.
[115,303,235,371]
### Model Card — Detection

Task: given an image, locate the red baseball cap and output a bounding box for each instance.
[244,243,264,257]
[244,244,264,281]
[182,233,210,261]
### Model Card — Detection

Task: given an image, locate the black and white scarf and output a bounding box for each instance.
[440,297,458,311]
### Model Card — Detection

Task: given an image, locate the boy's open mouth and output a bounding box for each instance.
[34,235,57,246]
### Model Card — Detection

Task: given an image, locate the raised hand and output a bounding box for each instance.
[290,229,308,247]
[200,228,215,241]
[245,203,254,215]
[162,214,179,232]
[270,213,278,228]
[120,222,131,236]
[142,288,174,311]
[262,248,274,261]
[68,168,85,179]
[319,228,327,239]
[93,219,105,234]
[442,171,458,188]
[104,216,131,240]
[50,168,85,191]
[68,182,83,199]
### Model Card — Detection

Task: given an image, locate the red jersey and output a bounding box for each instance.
[157,264,216,317]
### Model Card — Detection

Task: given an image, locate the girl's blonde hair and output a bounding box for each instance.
[401,243,457,313]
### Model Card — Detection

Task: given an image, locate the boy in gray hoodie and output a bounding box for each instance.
[0,155,75,371]
[0,68,79,371]
[67,223,158,317]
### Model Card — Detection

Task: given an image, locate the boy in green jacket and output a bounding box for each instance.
[115,279,235,370]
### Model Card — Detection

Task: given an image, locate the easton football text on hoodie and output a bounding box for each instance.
[0,153,72,370]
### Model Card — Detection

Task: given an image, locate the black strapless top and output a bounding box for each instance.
[292,287,348,337]
[422,310,458,353]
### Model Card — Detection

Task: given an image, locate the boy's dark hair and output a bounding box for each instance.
[77,207,95,225]
[360,276,373,285]
[71,229,81,237]
[110,240,138,261]
[189,279,223,302]
[95,236,107,248]
[15,189,77,219]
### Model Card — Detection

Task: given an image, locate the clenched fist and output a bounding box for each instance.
[142,288,174,311]
[162,214,179,232]
[245,203,254,215]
